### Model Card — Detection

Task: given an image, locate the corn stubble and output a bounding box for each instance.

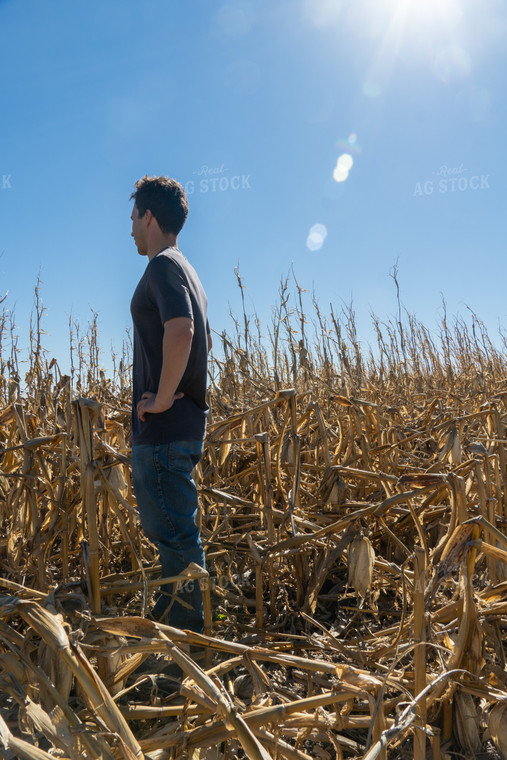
[1,280,507,759]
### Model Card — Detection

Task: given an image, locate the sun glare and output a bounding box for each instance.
[395,0,461,19]
[389,0,468,47]
[388,0,471,85]
[307,0,466,43]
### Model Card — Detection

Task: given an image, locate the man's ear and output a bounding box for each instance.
[144,209,153,225]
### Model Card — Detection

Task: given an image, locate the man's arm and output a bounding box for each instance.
[137,317,193,421]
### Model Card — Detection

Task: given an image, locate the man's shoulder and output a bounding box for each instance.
[151,249,180,267]
[147,251,186,282]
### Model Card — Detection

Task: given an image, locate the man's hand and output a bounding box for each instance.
[137,390,184,422]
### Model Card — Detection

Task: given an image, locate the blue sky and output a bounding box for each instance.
[1,0,505,374]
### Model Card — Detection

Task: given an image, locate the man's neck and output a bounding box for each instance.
[147,234,178,260]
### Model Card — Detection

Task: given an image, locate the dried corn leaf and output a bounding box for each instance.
[488,702,507,759]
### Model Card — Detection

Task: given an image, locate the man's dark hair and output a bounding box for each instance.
[130,175,189,235]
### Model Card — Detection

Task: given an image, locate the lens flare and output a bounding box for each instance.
[306,223,328,251]
[333,153,354,183]
[333,166,348,183]
[336,133,362,156]
[433,44,471,84]
[215,1,255,38]
[338,153,354,170]
[362,81,382,98]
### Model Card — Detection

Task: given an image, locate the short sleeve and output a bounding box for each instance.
[147,255,193,324]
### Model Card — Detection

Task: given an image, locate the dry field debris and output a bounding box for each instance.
[1,288,507,759]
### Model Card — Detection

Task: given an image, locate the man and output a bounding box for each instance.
[129,175,210,632]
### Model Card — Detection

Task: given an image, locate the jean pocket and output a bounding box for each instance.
[168,440,203,472]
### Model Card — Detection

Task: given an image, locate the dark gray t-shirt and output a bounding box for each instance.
[130,247,209,445]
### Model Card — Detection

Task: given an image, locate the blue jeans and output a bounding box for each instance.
[131,440,205,632]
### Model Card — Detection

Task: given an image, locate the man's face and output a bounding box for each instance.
[131,204,148,256]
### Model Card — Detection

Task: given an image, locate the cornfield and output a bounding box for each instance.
[1,279,507,760]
